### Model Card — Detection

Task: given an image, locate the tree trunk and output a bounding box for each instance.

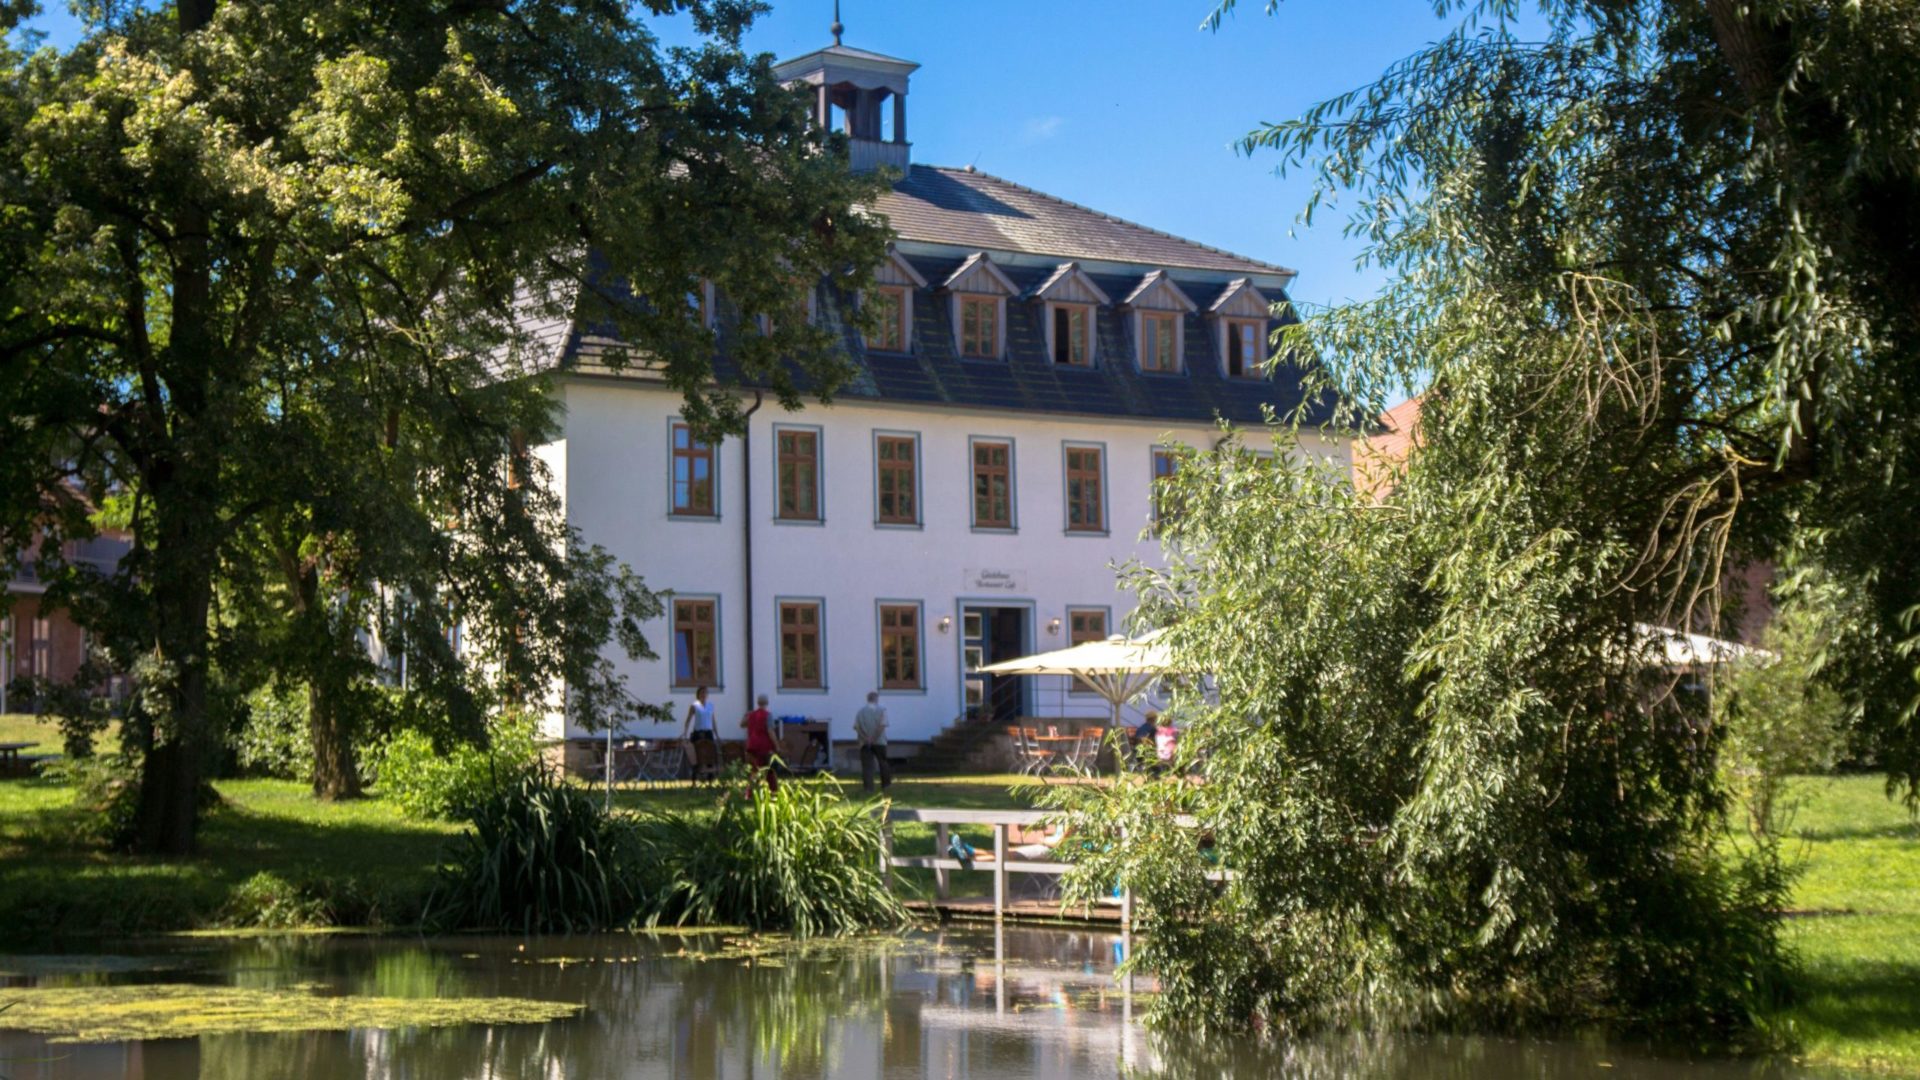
[132,545,214,855]
[308,674,363,800]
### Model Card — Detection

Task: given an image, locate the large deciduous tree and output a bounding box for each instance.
[0,0,889,850]
[1051,0,1920,1040]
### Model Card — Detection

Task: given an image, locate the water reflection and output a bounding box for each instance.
[0,929,1834,1080]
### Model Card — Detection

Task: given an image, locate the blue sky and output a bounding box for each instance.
[19,1,1463,309]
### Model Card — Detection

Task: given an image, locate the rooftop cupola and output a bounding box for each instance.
[772,4,917,174]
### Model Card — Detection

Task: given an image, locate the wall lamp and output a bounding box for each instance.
[938,615,953,635]
[1047,617,1062,637]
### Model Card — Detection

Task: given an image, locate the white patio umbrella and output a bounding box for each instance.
[1633,623,1769,669]
[974,630,1177,728]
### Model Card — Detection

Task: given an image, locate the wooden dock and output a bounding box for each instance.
[880,807,1136,927]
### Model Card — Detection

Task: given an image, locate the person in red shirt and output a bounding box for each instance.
[741,694,778,793]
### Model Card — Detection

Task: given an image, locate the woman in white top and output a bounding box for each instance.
[680,686,716,744]
[680,686,718,782]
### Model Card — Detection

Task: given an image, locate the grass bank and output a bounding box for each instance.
[1774,774,1920,1075]
[0,734,1041,942]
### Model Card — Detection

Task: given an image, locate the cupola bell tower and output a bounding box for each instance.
[771,4,917,173]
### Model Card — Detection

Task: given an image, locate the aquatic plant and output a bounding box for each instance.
[427,763,639,933]
[635,779,908,936]
[0,983,578,1043]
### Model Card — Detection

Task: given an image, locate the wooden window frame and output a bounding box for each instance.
[878,602,924,691]
[1066,607,1110,695]
[874,432,920,527]
[957,295,1003,360]
[774,425,822,523]
[671,596,720,689]
[1048,302,1095,367]
[670,422,717,518]
[1138,311,1182,373]
[1063,443,1107,535]
[1224,318,1266,379]
[777,598,825,691]
[866,286,911,353]
[970,437,1015,531]
[1151,447,1182,531]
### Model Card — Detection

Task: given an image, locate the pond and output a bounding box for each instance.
[0,927,1841,1079]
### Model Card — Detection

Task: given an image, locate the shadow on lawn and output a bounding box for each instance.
[0,795,450,944]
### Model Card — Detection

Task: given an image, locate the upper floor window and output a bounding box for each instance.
[671,423,715,517]
[959,296,1001,359]
[1225,318,1265,379]
[1050,304,1094,366]
[867,287,910,352]
[876,433,919,525]
[1140,312,1181,373]
[1065,445,1106,533]
[972,439,1014,530]
[776,428,821,522]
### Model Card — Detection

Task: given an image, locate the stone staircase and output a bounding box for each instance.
[895,713,1011,775]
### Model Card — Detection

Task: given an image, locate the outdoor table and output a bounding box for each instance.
[1032,734,1080,774]
[0,741,30,770]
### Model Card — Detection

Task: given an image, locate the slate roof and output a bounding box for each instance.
[553,166,1343,429]
[875,166,1294,279]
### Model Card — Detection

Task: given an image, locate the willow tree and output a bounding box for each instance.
[0,1,889,850]
[1050,0,1920,1040]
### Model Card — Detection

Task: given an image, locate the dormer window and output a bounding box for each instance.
[1049,304,1093,366]
[959,296,1001,359]
[940,252,1016,361]
[1224,318,1264,379]
[867,286,910,352]
[1139,312,1181,373]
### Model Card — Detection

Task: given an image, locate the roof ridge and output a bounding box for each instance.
[921,164,1295,279]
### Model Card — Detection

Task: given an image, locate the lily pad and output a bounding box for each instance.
[0,983,580,1043]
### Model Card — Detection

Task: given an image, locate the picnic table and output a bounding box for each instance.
[0,741,34,773]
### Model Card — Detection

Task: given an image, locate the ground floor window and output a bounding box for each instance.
[779,600,823,689]
[1067,607,1107,693]
[879,603,922,690]
[673,597,718,687]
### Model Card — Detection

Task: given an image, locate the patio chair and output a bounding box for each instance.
[1067,727,1105,775]
[1017,726,1058,777]
[640,743,685,785]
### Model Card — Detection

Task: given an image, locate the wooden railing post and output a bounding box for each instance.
[934,823,950,900]
[879,819,893,891]
[992,823,1008,919]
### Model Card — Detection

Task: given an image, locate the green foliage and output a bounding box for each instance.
[1716,597,1852,836]
[233,682,310,782]
[369,713,539,821]
[427,762,641,934]
[635,779,909,936]
[0,0,890,848]
[221,870,331,929]
[39,752,144,849]
[1049,430,1790,1040]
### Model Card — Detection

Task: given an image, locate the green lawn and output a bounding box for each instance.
[0,712,119,757]
[1773,774,1920,1076]
[0,770,1044,942]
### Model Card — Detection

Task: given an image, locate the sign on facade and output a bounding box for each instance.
[963,568,1028,593]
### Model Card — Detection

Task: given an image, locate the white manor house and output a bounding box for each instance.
[528,33,1355,754]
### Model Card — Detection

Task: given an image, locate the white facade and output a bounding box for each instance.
[541,373,1352,744]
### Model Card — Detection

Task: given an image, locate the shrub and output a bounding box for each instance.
[370,713,539,820]
[1716,598,1851,836]
[427,762,639,933]
[40,753,142,849]
[234,683,310,781]
[223,871,332,929]
[636,778,908,935]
